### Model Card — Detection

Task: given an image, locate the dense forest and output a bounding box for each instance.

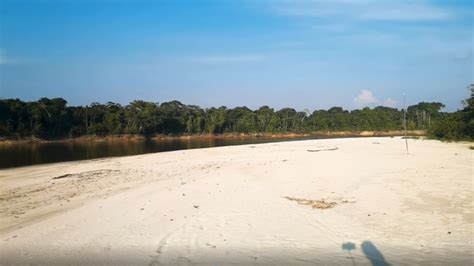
[1,85,472,141]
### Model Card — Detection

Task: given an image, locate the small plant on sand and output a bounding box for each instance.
[284,196,337,209]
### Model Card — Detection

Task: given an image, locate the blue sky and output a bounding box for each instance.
[0,0,472,111]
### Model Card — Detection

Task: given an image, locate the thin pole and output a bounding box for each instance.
[85,105,88,130]
[403,93,408,154]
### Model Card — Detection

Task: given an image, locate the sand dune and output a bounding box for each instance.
[0,137,472,265]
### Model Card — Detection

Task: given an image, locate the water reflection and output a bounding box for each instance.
[0,137,314,169]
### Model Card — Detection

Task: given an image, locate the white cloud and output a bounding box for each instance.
[353,89,397,108]
[354,89,378,106]
[383,98,397,108]
[188,54,264,64]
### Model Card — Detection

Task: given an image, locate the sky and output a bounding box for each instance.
[0,0,472,111]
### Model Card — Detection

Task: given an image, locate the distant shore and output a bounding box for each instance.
[0,130,426,145]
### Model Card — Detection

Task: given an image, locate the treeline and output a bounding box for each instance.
[0,86,472,140]
[427,85,473,140]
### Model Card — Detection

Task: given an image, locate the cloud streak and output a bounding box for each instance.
[0,49,20,65]
[268,0,456,22]
[188,54,265,64]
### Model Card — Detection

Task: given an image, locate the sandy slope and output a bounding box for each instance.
[0,137,472,265]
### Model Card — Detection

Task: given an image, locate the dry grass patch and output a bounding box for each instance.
[284,197,338,209]
[53,169,120,180]
[284,196,356,209]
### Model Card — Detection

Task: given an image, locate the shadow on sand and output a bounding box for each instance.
[361,241,390,266]
[342,240,390,266]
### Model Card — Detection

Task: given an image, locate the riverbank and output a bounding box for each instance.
[0,137,471,265]
[0,130,426,145]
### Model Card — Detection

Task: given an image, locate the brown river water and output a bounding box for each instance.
[0,136,323,169]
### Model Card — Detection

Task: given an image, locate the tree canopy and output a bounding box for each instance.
[427,85,473,140]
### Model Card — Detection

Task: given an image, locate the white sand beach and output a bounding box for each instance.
[0,137,472,265]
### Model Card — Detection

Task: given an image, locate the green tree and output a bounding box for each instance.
[255,106,275,132]
[125,101,161,134]
[204,107,227,134]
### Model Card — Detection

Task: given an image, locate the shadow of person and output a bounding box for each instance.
[361,241,390,266]
[342,242,356,266]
